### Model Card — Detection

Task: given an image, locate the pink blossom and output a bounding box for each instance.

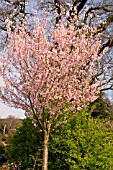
[0,18,106,118]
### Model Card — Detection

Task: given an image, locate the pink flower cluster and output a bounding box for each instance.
[0,19,105,117]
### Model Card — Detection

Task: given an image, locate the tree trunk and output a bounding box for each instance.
[42,130,49,170]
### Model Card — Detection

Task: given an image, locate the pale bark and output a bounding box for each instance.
[42,130,49,170]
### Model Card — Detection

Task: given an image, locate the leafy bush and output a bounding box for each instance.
[49,108,113,170]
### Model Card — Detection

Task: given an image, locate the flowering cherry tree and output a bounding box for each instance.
[0,18,106,170]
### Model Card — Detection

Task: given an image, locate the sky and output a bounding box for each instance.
[0,102,25,119]
[0,77,25,118]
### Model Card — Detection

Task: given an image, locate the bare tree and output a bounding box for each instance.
[36,0,113,92]
[0,0,31,48]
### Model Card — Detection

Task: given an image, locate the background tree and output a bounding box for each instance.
[0,121,5,163]
[8,117,43,170]
[0,116,21,145]
[37,0,113,92]
[0,116,21,167]
[0,0,35,49]
[89,92,113,119]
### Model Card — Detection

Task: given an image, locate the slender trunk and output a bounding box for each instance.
[3,124,7,135]
[42,130,49,170]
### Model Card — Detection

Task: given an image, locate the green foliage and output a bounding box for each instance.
[8,117,43,170]
[8,108,113,170]
[0,122,5,158]
[90,92,112,119]
[49,108,113,170]
[0,141,5,156]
